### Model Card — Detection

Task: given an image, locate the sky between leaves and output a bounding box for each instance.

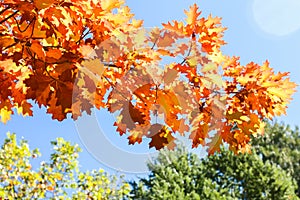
[0,0,299,177]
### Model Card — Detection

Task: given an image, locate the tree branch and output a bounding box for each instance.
[180,40,193,65]
[29,17,36,38]
[2,41,18,51]
[103,75,130,101]
[76,27,92,44]
[103,62,122,69]
[0,10,18,24]
[13,15,35,33]
[0,6,10,16]
[151,36,159,50]
[44,61,67,86]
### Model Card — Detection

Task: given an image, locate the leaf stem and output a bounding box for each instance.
[13,16,35,33]
[0,6,10,16]
[0,10,18,24]
[180,40,193,65]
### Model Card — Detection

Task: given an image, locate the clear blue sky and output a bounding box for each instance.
[1,0,299,181]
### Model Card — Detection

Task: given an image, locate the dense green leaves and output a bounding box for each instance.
[202,148,298,200]
[251,122,300,196]
[131,147,228,200]
[131,140,299,199]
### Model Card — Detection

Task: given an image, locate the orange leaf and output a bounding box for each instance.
[184,4,201,25]
[46,49,62,60]
[189,122,209,148]
[207,133,223,155]
[16,101,33,116]
[34,0,56,10]
[148,126,175,150]
[0,36,15,49]
[30,41,45,60]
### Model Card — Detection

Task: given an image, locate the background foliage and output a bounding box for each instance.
[131,122,300,200]
[0,133,130,199]
[0,122,299,199]
[251,122,300,196]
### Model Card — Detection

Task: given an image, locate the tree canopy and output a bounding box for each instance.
[251,121,300,196]
[131,142,299,200]
[0,123,299,199]
[0,132,130,199]
[0,0,297,153]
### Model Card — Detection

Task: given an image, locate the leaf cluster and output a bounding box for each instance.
[251,121,300,196]
[131,124,300,200]
[0,1,297,153]
[0,133,130,199]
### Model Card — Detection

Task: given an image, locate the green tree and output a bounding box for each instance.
[0,132,130,199]
[202,148,298,200]
[131,144,298,200]
[131,146,229,200]
[251,121,300,196]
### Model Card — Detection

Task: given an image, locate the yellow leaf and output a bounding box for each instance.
[205,73,223,88]
[207,51,226,65]
[132,19,143,28]
[133,28,146,48]
[186,57,198,67]
[236,75,256,85]
[0,107,12,124]
[240,115,250,122]
[184,4,201,25]
[202,62,218,73]
[101,0,124,10]
[0,59,20,72]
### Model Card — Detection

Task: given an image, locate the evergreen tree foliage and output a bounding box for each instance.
[251,122,300,196]
[131,125,299,200]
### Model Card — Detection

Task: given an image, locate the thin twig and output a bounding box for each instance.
[102,63,122,69]
[76,27,92,44]
[44,61,67,86]
[151,36,159,50]
[0,10,18,24]
[2,42,18,50]
[180,40,193,65]
[13,16,35,33]
[29,17,36,38]
[0,6,10,16]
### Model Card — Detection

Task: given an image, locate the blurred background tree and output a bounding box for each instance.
[131,122,299,200]
[251,121,300,196]
[0,133,130,199]
[1,121,299,199]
